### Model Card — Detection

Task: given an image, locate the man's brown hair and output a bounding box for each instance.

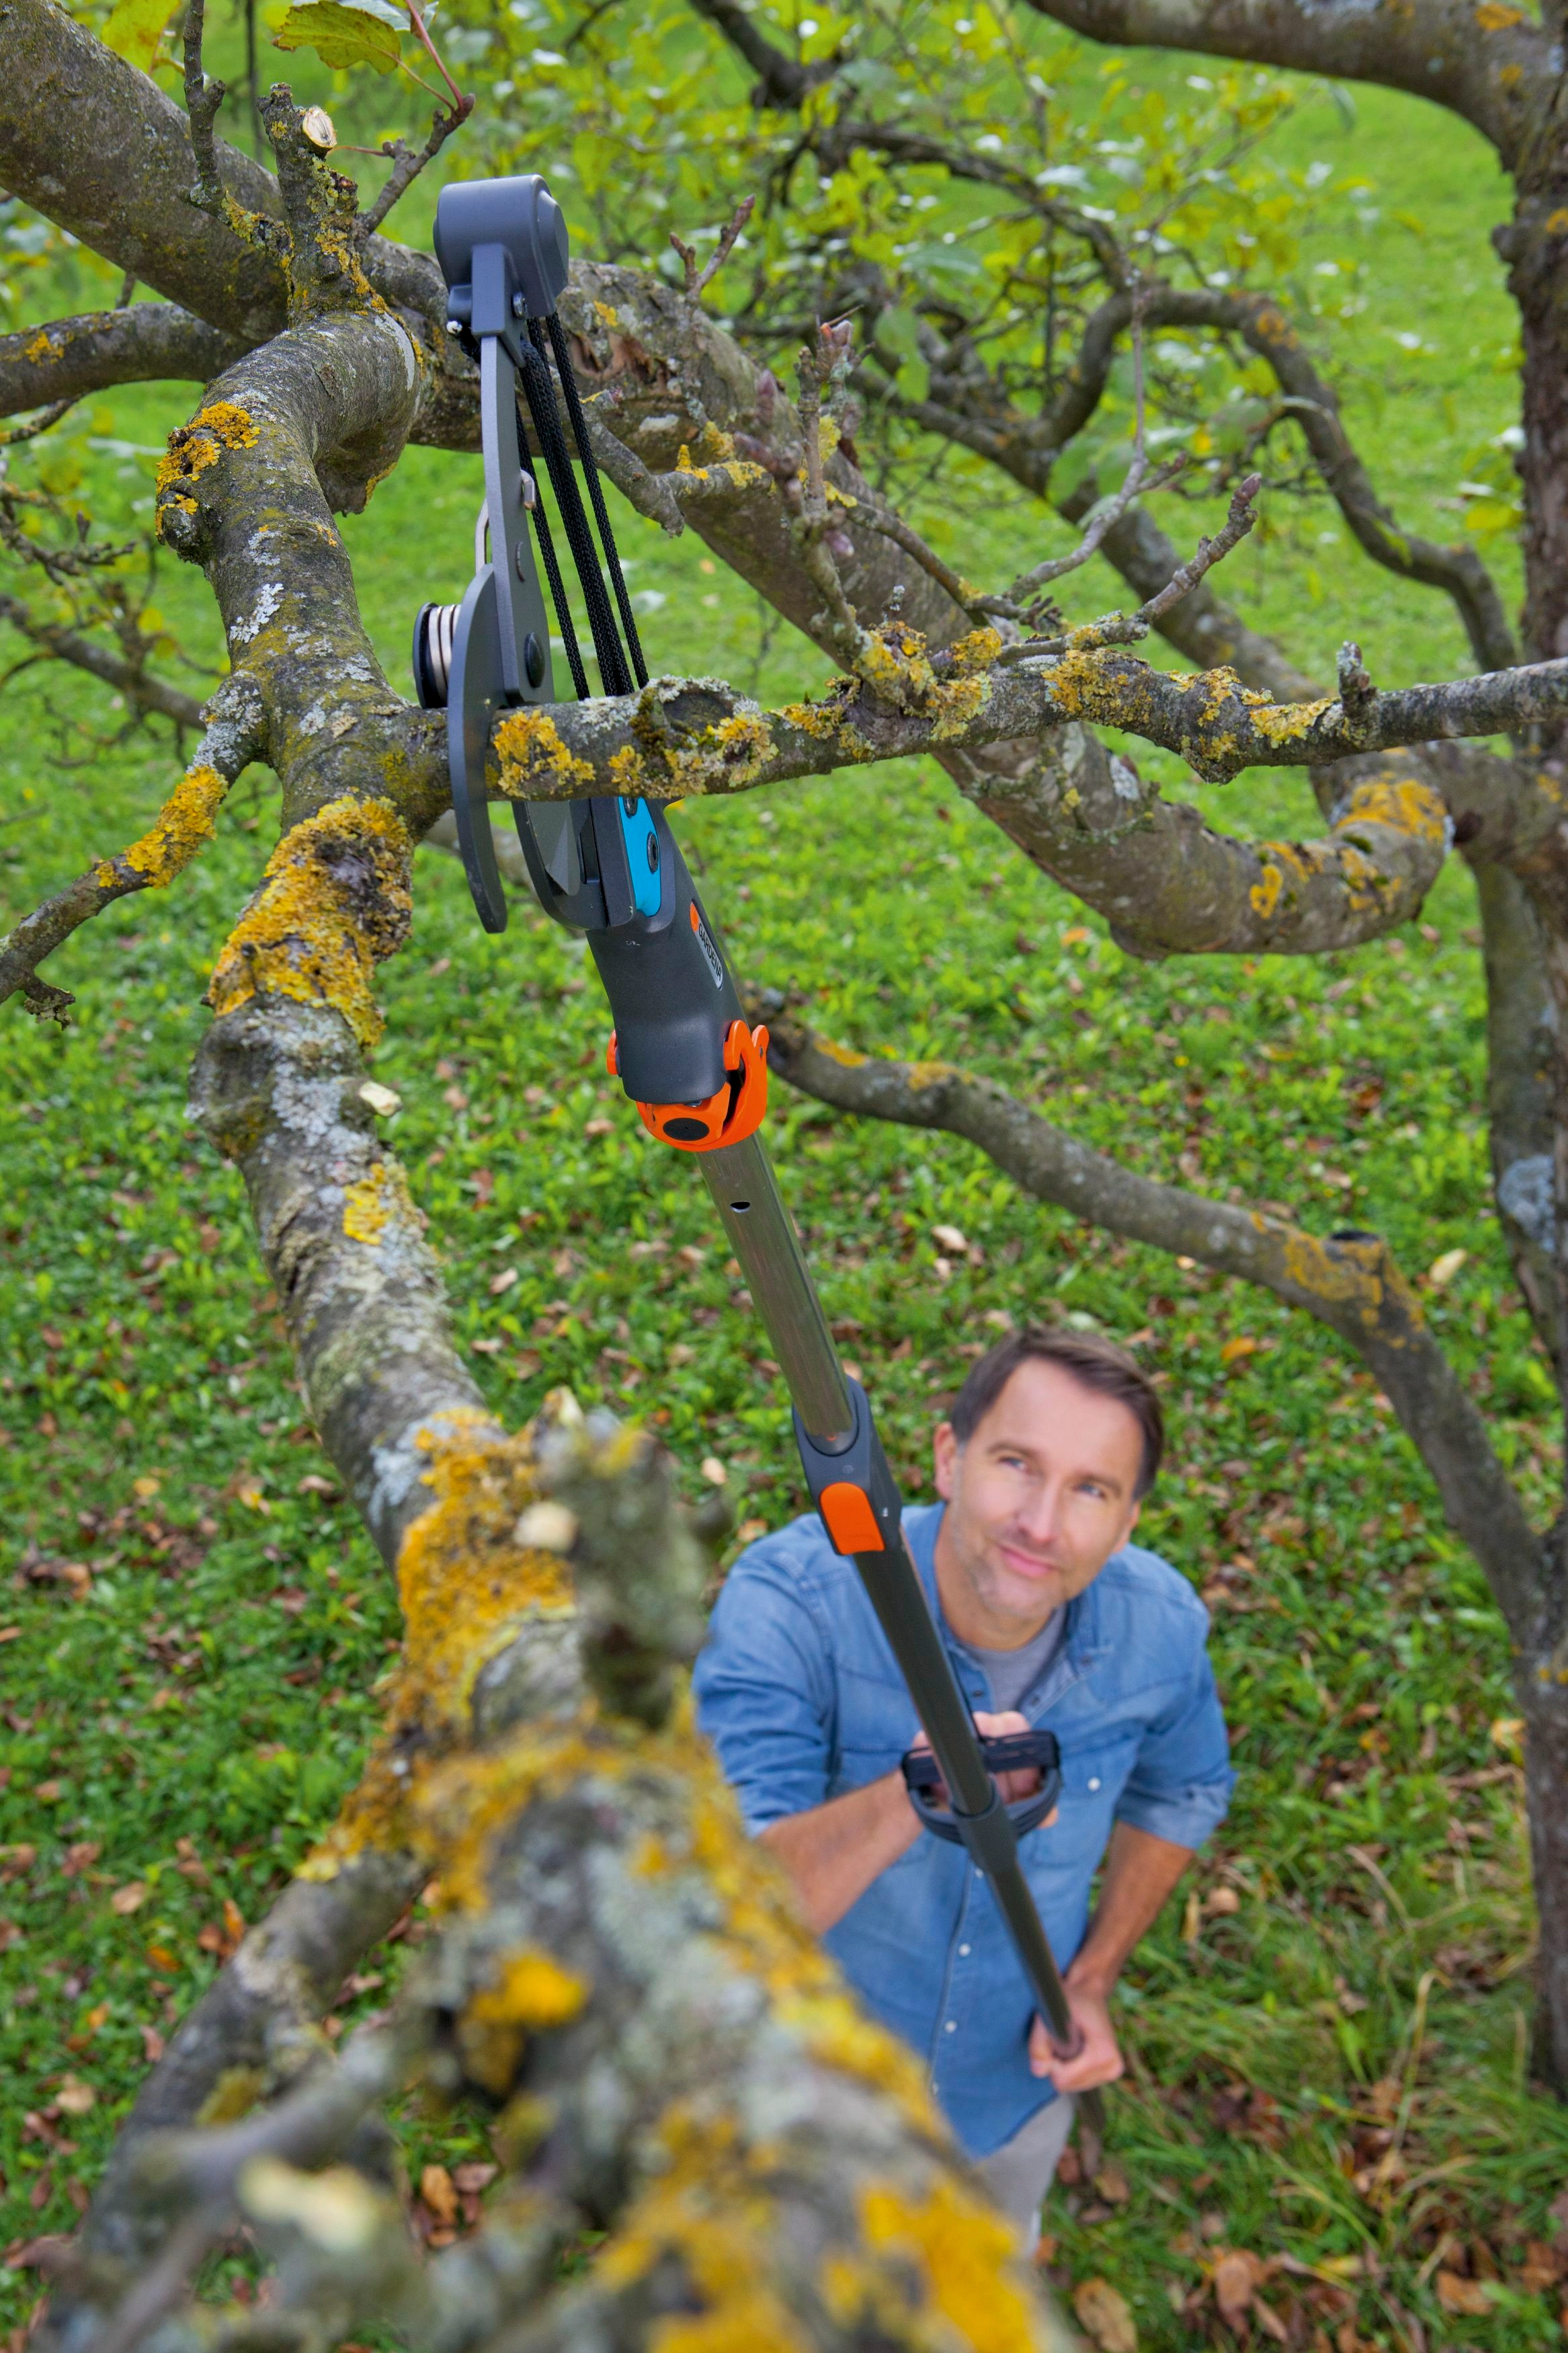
[948,1324,1163,1497]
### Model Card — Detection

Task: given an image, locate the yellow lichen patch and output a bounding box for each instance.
[493,708,597,799]
[905,1060,959,1091]
[1246,694,1334,745]
[1475,0,1526,25]
[609,742,653,797]
[1548,209,1568,236]
[597,2108,813,2353]
[24,327,61,365]
[593,300,620,329]
[1280,1228,1396,1326]
[947,627,1004,674]
[155,401,259,500]
[207,795,413,1051]
[658,709,778,797]
[395,1416,575,1728]
[1334,771,1448,848]
[196,2066,265,2126]
[812,1037,870,1070]
[91,762,229,893]
[1248,863,1282,920]
[460,1946,591,2094]
[472,1946,589,2030]
[858,2178,1038,2352]
[342,1160,413,1246]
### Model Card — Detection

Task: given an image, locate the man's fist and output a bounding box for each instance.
[1028,1978,1125,2091]
[906,1710,1061,1817]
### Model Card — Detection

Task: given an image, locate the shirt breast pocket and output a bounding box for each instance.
[831,1663,920,1793]
[1038,1734,1140,1860]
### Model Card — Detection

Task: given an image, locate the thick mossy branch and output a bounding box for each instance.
[1013,0,1545,160]
[761,1010,1543,1646]
[63,1386,1075,2353]
[208,794,414,1050]
[0,688,262,1022]
[189,995,488,1565]
[0,305,243,422]
[489,643,1568,804]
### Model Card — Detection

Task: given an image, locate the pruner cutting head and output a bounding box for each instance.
[435,173,570,342]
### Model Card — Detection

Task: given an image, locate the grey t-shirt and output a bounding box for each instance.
[956,1607,1067,1715]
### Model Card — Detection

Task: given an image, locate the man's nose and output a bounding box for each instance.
[1014,1477,1065,1545]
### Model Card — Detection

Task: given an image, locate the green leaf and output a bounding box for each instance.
[272,0,404,74]
[101,0,180,73]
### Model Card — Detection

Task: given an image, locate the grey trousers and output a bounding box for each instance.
[975,2093,1077,2239]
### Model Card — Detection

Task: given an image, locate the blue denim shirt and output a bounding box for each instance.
[692,1501,1234,2157]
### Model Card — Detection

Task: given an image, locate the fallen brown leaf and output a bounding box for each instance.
[1073,2277,1138,2352]
[110,1882,148,1915]
[53,2077,95,2118]
[1435,2270,1492,2316]
[1213,2249,1262,2325]
[1094,2161,1131,2207]
[419,2163,458,2227]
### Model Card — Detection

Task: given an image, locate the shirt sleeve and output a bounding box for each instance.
[691,1536,837,1833]
[1113,1627,1235,1851]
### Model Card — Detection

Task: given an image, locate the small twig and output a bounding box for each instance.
[1136,472,1263,625]
[1337,637,1378,723]
[115,269,137,309]
[358,95,471,237]
[182,0,227,214]
[0,398,76,447]
[669,196,755,311]
[995,472,1263,664]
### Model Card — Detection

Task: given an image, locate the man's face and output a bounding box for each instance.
[932,1357,1145,1642]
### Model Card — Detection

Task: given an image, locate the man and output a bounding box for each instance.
[692,1324,1234,2239]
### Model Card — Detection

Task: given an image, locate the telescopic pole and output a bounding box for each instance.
[416,167,1102,2141]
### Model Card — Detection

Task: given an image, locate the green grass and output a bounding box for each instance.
[3,51,1565,2353]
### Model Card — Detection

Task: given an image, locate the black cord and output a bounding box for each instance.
[513,382,589,696]
[519,327,633,699]
[544,311,648,690]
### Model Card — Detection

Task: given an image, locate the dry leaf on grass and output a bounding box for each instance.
[1073,2277,1137,2352]
[110,1881,147,1915]
[1435,2270,1492,2316]
[1094,2161,1131,2206]
[419,2163,458,2226]
[54,2076,95,2116]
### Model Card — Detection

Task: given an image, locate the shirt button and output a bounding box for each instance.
[944,2020,958,2032]
[1088,1777,1102,1792]
[958,1943,971,1957]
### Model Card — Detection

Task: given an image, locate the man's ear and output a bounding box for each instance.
[933,1421,959,1501]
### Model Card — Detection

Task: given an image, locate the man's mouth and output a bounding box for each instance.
[996,1542,1064,1583]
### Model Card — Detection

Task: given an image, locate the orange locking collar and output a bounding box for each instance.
[606,1020,770,1153]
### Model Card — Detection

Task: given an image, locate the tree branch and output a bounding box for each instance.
[1012,0,1544,157]
[487,638,1568,803]
[0,305,243,422]
[0,592,206,729]
[684,0,839,106]
[761,1010,1544,1644]
[0,0,447,344]
[0,686,261,1021]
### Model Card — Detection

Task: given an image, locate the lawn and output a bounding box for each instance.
[3,40,1565,2352]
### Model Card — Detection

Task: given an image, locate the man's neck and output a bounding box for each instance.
[933,1513,1059,1651]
